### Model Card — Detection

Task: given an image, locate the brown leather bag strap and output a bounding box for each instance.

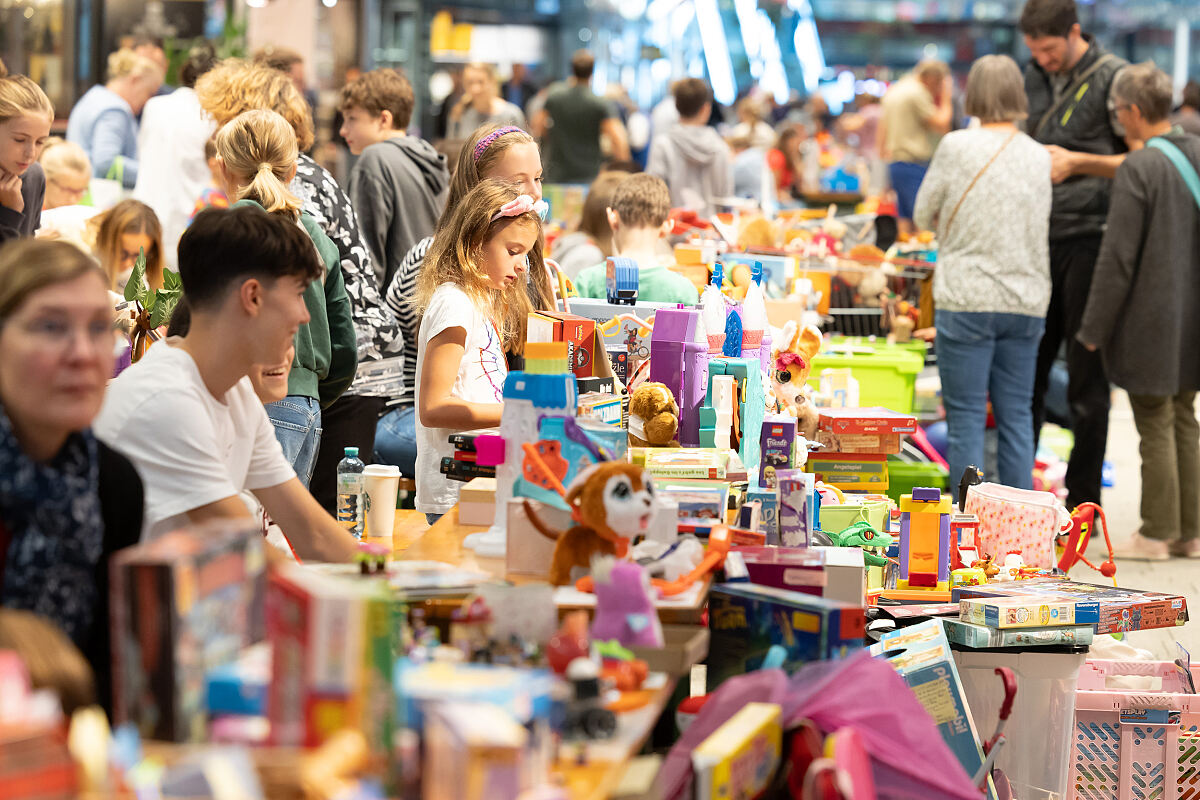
[944,129,1020,235]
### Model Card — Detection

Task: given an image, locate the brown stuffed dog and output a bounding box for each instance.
[771,321,823,438]
[628,383,679,448]
[524,462,657,586]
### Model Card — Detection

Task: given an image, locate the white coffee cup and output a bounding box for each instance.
[363,464,401,541]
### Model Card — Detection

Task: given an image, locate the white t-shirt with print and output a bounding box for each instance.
[414,284,507,514]
[94,339,297,540]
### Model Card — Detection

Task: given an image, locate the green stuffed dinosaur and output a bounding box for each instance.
[814,520,894,567]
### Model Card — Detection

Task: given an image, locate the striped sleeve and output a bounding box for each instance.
[386,236,433,404]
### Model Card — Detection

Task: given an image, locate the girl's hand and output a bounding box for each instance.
[0,171,24,213]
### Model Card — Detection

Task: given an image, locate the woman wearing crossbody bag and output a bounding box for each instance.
[914,55,1053,498]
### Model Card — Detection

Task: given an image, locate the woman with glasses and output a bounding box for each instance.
[39,139,92,210]
[0,239,143,716]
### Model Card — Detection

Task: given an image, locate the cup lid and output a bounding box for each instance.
[363,464,402,477]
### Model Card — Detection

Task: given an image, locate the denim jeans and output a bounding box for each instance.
[887,161,928,220]
[937,310,1045,498]
[265,396,322,488]
[375,404,418,476]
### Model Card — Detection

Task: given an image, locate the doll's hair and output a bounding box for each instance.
[90,199,164,291]
[215,109,302,220]
[195,59,316,152]
[0,72,54,125]
[440,124,553,314]
[415,178,543,347]
[0,609,96,716]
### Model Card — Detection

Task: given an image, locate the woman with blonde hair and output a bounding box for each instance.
[0,68,54,242]
[0,238,143,717]
[66,49,162,189]
[39,138,91,210]
[914,54,1051,496]
[89,198,164,292]
[213,108,357,486]
[447,63,527,140]
[195,58,396,510]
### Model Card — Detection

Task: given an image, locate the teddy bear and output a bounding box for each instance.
[627,382,680,448]
[770,321,823,439]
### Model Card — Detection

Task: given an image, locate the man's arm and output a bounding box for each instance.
[600,117,631,162]
[253,478,359,562]
[1046,145,1126,184]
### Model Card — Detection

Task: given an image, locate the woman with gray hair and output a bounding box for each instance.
[914,54,1052,496]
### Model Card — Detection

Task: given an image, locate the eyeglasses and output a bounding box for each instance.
[47,177,89,200]
[5,316,115,353]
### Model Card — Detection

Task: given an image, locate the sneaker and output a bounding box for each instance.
[1170,540,1200,559]
[1114,532,1169,562]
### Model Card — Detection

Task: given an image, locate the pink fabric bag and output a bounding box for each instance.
[963,482,1072,568]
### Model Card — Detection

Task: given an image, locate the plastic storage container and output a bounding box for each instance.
[954,647,1087,800]
[807,348,923,413]
[818,496,890,534]
[885,458,949,503]
[1070,658,1200,800]
[827,335,931,363]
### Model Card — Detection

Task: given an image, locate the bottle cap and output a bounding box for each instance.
[344,447,359,457]
[711,262,723,286]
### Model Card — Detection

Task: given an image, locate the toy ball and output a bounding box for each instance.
[924,421,948,460]
[1100,560,1117,578]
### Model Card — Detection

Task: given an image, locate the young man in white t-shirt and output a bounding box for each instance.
[95,205,359,562]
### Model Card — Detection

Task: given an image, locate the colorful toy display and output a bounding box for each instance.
[890,487,952,601]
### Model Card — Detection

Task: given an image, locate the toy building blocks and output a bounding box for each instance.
[950,513,982,571]
[889,487,952,600]
[650,307,709,447]
[606,256,639,305]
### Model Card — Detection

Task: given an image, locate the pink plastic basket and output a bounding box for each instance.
[1071,659,1200,800]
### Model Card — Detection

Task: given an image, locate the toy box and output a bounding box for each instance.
[942,618,1094,648]
[424,701,531,800]
[746,486,779,544]
[528,311,598,377]
[566,297,671,363]
[205,642,270,717]
[110,522,266,742]
[266,565,397,749]
[953,579,1188,635]
[458,477,497,526]
[960,596,1092,629]
[817,406,918,436]
[707,584,865,689]
[869,620,991,787]
[395,660,556,730]
[656,479,729,536]
[733,545,866,606]
[804,452,888,490]
[692,702,782,800]
[577,392,623,427]
[759,416,795,488]
[775,468,815,547]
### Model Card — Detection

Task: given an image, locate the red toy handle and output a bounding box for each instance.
[995,667,1017,721]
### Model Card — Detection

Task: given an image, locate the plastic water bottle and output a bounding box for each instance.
[336,447,366,539]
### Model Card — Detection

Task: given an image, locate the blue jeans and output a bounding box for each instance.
[888,161,928,220]
[936,311,1045,498]
[375,404,417,476]
[266,396,322,488]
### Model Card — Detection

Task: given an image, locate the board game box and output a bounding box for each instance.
[953,579,1188,635]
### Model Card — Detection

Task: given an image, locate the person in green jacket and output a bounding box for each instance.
[214,109,357,486]
[572,173,699,306]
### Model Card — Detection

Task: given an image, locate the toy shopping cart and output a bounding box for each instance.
[1071,658,1200,800]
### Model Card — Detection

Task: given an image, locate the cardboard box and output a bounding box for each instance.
[110,522,266,742]
[953,579,1188,635]
[815,430,903,455]
[733,545,866,606]
[458,477,497,526]
[869,620,989,785]
[528,311,598,377]
[504,497,568,579]
[707,584,864,689]
[942,618,1094,649]
[804,452,889,490]
[775,469,815,547]
[628,625,710,676]
[817,406,919,436]
[960,596,1088,629]
[746,486,779,545]
[759,416,795,488]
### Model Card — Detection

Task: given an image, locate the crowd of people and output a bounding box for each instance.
[0,0,1199,713]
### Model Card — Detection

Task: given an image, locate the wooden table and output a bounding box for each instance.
[387,507,683,800]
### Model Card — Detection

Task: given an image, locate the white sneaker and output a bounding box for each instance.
[1114,532,1169,562]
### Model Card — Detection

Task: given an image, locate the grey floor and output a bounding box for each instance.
[1086,390,1199,660]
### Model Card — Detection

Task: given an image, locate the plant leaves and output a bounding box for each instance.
[123,249,147,303]
[150,291,180,329]
[162,267,182,292]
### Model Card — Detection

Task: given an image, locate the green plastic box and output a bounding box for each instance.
[807,348,924,414]
[886,458,949,503]
[827,336,930,362]
[819,496,891,534]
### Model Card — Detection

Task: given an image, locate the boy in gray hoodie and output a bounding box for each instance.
[647,78,733,217]
[340,69,450,289]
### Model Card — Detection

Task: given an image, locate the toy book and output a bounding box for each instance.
[692,702,783,800]
[942,618,1094,648]
[953,579,1188,635]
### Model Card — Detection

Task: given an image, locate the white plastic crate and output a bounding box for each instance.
[1071,659,1200,800]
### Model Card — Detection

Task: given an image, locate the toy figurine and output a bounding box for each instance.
[355,542,389,575]
[812,521,894,567]
[589,555,664,649]
[994,551,1026,582]
[523,462,657,586]
[972,555,1000,580]
[563,658,617,740]
[770,320,824,439]
[546,611,590,675]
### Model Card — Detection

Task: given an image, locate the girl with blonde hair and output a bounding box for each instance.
[414,178,543,521]
[213,109,357,486]
[0,69,54,242]
[90,198,164,292]
[66,49,163,189]
[39,138,91,210]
